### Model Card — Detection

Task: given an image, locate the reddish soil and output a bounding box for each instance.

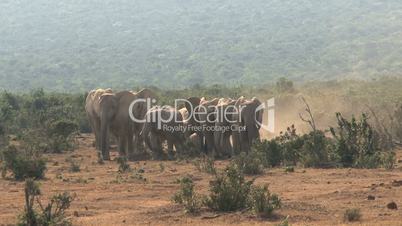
[1,134,402,225]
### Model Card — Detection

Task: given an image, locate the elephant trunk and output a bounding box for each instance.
[100,113,111,160]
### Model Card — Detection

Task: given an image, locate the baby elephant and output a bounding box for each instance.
[141,106,186,159]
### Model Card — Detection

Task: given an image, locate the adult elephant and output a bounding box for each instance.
[141,106,186,159]
[192,97,220,157]
[214,98,237,157]
[112,88,155,160]
[180,97,202,151]
[85,88,114,154]
[97,93,119,160]
[232,97,264,154]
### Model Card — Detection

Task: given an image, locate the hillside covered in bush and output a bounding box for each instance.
[1,0,402,92]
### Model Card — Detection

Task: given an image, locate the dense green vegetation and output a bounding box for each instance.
[0,78,401,181]
[1,0,402,91]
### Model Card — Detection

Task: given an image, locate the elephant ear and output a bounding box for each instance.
[253,98,264,129]
[185,97,201,113]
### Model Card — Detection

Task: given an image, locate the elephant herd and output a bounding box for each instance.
[85,88,264,161]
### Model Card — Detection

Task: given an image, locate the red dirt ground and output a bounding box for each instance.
[1,134,402,226]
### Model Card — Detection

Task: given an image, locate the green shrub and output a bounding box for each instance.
[193,155,216,174]
[159,163,165,172]
[392,104,402,143]
[1,146,47,180]
[251,125,331,169]
[66,158,80,173]
[276,77,295,93]
[343,208,361,222]
[300,130,331,168]
[232,152,264,175]
[252,139,282,168]
[204,164,253,212]
[0,90,82,154]
[381,151,396,170]
[330,113,382,168]
[116,156,131,173]
[172,177,201,214]
[18,179,74,226]
[275,125,303,165]
[275,216,290,226]
[284,166,295,173]
[46,120,78,153]
[249,185,281,218]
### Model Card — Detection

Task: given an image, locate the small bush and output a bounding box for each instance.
[276,125,303,165]
[275,216,290,226]
[252,139,282,168]
[330,113,382,168]
[131,168,147,182]
[382,151,396,170]
[232,152,264,175]
[343,208,361,222]
[66,158,80,172]
[18,179,74,226]
[172,177,201,214]
[193,155,216,174]
[204,164,253,212]
[300,130,331,168]
[1,146,47,180]
[46,120,79,153]
[159,163,165,172]
[116,156,131,173]
[284,166,295,173]
[249,185,281,218]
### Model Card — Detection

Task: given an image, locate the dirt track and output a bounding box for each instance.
[1,134,402,226]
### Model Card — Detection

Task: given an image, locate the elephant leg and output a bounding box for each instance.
[165,139,174,159]
[150,133,163,159]
[223,132,232,157]
[232,130,240,156]
[101,143,110,160]
[197,132,205,154]
[93,119,101,150]
[118,136,127,156]
[127,127,135,159]
[205,132,216,157]
[136,135,145,153]
[175,141,185,157]
[100,127,111,161]
[213,131,221,157]
[240,130,250,154]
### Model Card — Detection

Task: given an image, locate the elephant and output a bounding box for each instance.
[182,97,203,150]
[141,106,186,159]
[85,89,118,160]
[189,97,220,156]
[213,98,237,157]
[111,88,155,160]
[232,97,264,154]
[85,88,113,150]
[85,88,114,157]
